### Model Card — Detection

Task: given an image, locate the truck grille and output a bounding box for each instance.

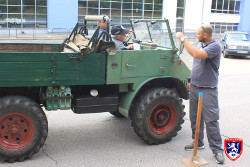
[236,45,249,50]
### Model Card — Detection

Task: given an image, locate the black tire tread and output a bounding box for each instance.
[131,87,185,145]
[223,48,229,58]
[0,96,48,162]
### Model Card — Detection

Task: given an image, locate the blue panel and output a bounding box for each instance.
[238,0,250,32]
[47,0,78,30]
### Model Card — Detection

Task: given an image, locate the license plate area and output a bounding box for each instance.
[237,51,248,54]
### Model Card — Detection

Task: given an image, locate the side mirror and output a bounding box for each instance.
[134,20,139,24]
[151,21,156,25]
[221,38,225,42]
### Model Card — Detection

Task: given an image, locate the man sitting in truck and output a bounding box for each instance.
[97,20,107,39]
[111,25,134,50]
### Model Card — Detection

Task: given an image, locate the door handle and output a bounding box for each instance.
[126,63,136,68]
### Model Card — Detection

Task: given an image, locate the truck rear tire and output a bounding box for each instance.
[0,96,48,162]
[131,88,185,145]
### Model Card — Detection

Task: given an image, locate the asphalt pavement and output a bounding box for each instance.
[0,44,250,167]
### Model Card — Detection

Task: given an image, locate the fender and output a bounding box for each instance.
[119,77,189,117]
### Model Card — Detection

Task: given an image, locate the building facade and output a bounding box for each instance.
[0,0,47,28]
[0,0,249,33]
[164,0,250,33]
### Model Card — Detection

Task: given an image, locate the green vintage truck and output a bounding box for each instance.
[0,16,190,162]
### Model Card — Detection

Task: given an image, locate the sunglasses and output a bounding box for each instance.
[201,26,207,34]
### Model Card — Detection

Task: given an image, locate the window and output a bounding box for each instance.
[176,0,185,32]
[78,0,163,26]
[211,22,238,33]
[0,0,47,28]
[211,0,240,14]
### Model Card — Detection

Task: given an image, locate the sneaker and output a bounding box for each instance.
[215,153,225,164]
[184,143,205,151]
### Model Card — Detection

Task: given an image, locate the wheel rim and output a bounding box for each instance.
[149,102,177,135]
[0,113,34,150]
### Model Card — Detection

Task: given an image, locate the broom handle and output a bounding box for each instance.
[192,92,203,160]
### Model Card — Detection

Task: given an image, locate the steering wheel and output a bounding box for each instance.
[123,33,133,46]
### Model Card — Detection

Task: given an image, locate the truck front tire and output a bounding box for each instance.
[131,88,185,145]
[0,96,48,162]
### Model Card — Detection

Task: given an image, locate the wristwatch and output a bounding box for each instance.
[181,37,185,43]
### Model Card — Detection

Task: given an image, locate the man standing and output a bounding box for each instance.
[176,24,225,164]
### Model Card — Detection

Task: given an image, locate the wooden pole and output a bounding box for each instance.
[192,92,203,163]
[181,92,209,167]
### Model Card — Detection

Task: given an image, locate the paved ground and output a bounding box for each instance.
[0,42,250,166]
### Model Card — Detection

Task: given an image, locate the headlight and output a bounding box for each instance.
[227,45,236,49]
[90,89,98,97]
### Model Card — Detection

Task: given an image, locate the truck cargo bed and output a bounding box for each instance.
[0,51,106,87]
[0,43,62,52]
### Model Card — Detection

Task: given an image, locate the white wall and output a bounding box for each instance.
[162,0,241,31]
[184,0,203,31]
[209,13,240,23]
[162,0,177,30]
[183,0,240,31]
[202,0,212,24]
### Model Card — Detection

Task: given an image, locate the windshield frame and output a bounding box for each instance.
[129,19,176,50]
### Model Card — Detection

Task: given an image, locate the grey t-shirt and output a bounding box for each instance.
[191,39,222,87]
[112,37,127,50]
